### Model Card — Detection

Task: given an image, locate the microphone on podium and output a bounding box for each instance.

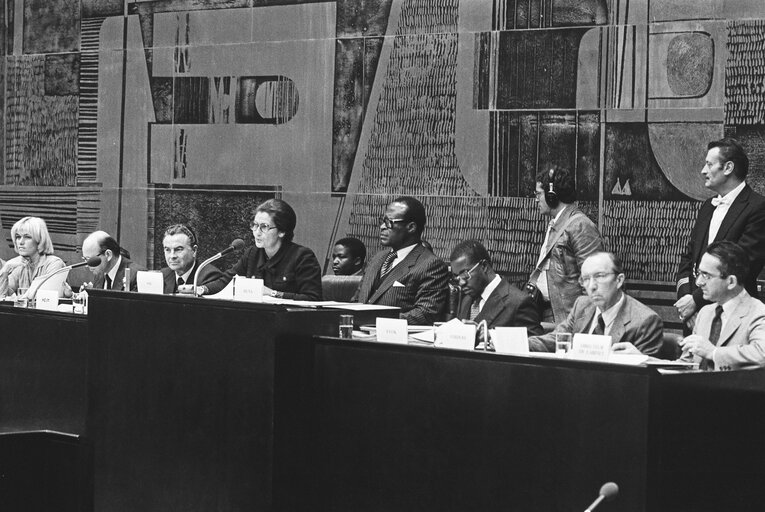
[25,256,102,299]
[584,482,619,512]
[193,239,245,295]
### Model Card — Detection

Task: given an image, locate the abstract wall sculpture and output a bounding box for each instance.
[1,0,765,329]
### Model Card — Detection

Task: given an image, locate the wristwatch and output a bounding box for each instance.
[270,290,283,299]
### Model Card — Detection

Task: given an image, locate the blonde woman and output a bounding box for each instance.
[0,217,65,296]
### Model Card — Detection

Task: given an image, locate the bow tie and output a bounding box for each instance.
[711,196,729,207]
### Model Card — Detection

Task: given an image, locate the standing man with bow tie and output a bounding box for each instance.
[676,138,765,333]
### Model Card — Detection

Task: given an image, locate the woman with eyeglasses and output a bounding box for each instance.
[203,198,322,300]
[0,216,66,297]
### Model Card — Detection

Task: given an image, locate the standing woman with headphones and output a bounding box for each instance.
[526,166,604,325]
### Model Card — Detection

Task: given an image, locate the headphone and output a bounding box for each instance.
[545,168,559,209]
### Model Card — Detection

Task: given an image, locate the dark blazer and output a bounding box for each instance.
[92,257,145,292]
[353,243,449,325]
[677,184,765,307]
[528,293,664,356]
[456,278,543,335]
[161,260,224,295]
[207,241,322,301]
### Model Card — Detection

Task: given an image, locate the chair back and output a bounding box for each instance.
[321,275,363,302]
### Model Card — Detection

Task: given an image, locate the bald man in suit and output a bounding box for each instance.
[353,196,449,325]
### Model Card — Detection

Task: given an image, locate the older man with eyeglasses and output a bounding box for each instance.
[528,251,664,355]
[449,240,542,334]
[352,196,449,325]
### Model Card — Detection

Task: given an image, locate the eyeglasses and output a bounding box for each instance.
[450,260,483,285]
[250,222,277,234]
[696,270,724,283]
[379,216,408,229]
[578,272,616,286]
[82,251,105,263]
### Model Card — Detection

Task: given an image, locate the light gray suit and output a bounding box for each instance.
[687,290,765,371]
[529,293,664,356]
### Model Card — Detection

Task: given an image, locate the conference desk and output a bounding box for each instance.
[85,290,397,512]
[310,337,765,512]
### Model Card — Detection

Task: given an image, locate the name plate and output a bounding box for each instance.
[491,327,529,355]
[35,289,59,311]
[571,333,612,362]
[234,277,264,302]
[376,317,408,344]
[434,321,476,350]
[137,271,164,295]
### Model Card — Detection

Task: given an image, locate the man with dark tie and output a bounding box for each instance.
[160,224,223,295]
[353,196,449,324]
[76,230,145,291]
[529,166,603,324]
[618,242,765,369]
[675,138,765,332]
[529,252,664,355]
[449,240,542,335]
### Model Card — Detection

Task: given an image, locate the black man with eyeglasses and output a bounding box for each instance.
[352,196,449,325]
[449,240,542,334]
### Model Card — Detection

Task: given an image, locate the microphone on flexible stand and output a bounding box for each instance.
[193,239,245,296]
[584,482,619,512]
[25,257,102,300]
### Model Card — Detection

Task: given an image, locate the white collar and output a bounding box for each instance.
[106,255,122,283]
[481,274,502,303]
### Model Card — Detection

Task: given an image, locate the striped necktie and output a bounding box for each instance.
[379,251,397,279]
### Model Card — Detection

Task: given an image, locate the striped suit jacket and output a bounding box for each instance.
[354,243,449,325]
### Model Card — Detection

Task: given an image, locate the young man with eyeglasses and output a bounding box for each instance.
[352,196,449,325]
[617,241,765,369]
[529,252,664,355]
[449,240,542,334]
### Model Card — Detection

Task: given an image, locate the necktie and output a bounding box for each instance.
[177,277,185,287]
[702,305,724,370]
[469,299,481,321]
[105,275,112,289]
[379,251,397,279]
[592,313,606,335]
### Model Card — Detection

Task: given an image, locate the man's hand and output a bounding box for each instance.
[674,294,697,321]
[611,342,641,355]
[679,334,715,361]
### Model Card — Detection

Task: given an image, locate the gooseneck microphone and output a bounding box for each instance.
[193,239,245,295]
[24,256,102,299]
[584,482,619,512]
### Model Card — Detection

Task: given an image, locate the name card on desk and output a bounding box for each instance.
[137,271,163,295]
[376,317,408,344]
[491,327,529,355]
[234,277,264,302]
[571,333,612,362]
[35,290,59,311]
[434,320,475,350]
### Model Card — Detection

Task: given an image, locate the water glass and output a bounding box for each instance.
[339,314,354,339]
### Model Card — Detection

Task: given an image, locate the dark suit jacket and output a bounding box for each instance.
[160,260,224,294]
[677,184,765,307]
[353,243,449,325]
[207,241,322,300]
[93,257,145,292]
[456,278,543,335]
[529,293,664,356]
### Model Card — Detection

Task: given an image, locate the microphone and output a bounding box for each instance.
[584,482,619,512]
[193,239,245,295]
[24,257,101,299]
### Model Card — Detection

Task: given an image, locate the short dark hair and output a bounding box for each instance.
[255,198,297,243]
[535,165,576,203]
[705,241,749,284]
[335,237,366,262]
[449,239,492,267]
[164,224,197,246]
[96,233,130,259]
[392,196,426,234]
[708,138,749,180]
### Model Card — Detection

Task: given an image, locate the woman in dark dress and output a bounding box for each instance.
[204,199,322,300]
